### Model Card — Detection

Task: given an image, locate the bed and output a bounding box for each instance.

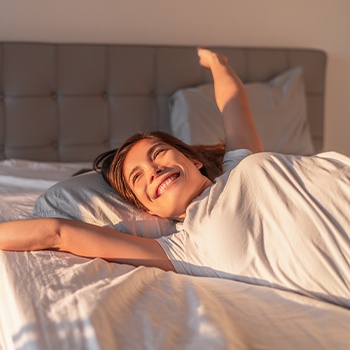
[1,42,350,350]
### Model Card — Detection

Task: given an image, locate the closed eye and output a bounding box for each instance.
[132,172,142,185]
[153,148,167,160]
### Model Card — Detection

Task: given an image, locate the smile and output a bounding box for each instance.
[156,173,180,197]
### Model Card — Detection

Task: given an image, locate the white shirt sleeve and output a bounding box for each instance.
[223,149,252,173]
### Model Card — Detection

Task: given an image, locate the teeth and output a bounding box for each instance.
[158,174,178,196]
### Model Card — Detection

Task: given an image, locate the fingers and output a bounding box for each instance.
[197,47,228,68]
[197,47,213,68]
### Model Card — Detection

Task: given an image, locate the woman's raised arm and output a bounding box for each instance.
[0,218,175,271]
[198,48,263,153]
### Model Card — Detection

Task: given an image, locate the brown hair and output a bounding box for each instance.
[94,131,224,212]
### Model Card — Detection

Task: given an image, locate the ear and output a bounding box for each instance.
[192,159,203,169]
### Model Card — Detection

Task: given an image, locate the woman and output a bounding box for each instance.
[1,49,349,308]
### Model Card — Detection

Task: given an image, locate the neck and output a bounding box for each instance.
[174,178,212,220]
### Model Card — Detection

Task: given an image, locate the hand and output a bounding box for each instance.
[197,47,228,69]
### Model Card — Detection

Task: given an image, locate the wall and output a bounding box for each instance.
[1,0,349,154]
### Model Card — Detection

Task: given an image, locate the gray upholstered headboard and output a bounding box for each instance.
[0,43,326,161]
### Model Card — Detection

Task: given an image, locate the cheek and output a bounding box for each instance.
[132,180,148,200]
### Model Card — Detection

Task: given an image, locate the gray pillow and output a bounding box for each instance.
[32,171,177,238]
[170,67,314,155]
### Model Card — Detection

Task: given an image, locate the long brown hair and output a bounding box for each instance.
[94,131,224,212]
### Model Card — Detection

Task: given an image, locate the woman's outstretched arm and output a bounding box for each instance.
[198,48,263,153]
[0,218,175,271]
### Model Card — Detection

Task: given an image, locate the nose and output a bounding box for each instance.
[149,166,163,183]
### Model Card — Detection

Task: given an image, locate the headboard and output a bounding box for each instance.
[0,43,327,161]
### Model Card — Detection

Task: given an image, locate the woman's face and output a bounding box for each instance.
[123,138,212,219]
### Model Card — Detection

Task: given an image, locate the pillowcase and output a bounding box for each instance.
[170,67,314,155]
[32,171,177,238]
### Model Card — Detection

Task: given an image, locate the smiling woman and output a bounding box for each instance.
[1,48,350,309]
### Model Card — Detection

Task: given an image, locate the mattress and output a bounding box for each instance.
[1,159,350,349]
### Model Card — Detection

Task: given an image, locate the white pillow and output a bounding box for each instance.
[32,171,177,238]
[170,67,314,155]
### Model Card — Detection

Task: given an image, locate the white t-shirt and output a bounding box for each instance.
[157,150,350,308]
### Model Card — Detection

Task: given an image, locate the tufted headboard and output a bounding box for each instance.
[0,43,327,161]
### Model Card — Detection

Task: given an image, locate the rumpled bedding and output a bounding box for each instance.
[1,160,350,350]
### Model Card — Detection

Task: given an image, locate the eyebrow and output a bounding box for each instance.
[128,142,165,184]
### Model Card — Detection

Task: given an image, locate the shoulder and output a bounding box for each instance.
[222,149,252,174]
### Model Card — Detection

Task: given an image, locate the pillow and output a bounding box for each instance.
[32,171,177,238]
[170,67,314,155]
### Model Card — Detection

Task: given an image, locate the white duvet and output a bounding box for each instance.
[1,160,350,350]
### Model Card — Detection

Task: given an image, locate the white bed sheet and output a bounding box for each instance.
[1,160,350,349]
